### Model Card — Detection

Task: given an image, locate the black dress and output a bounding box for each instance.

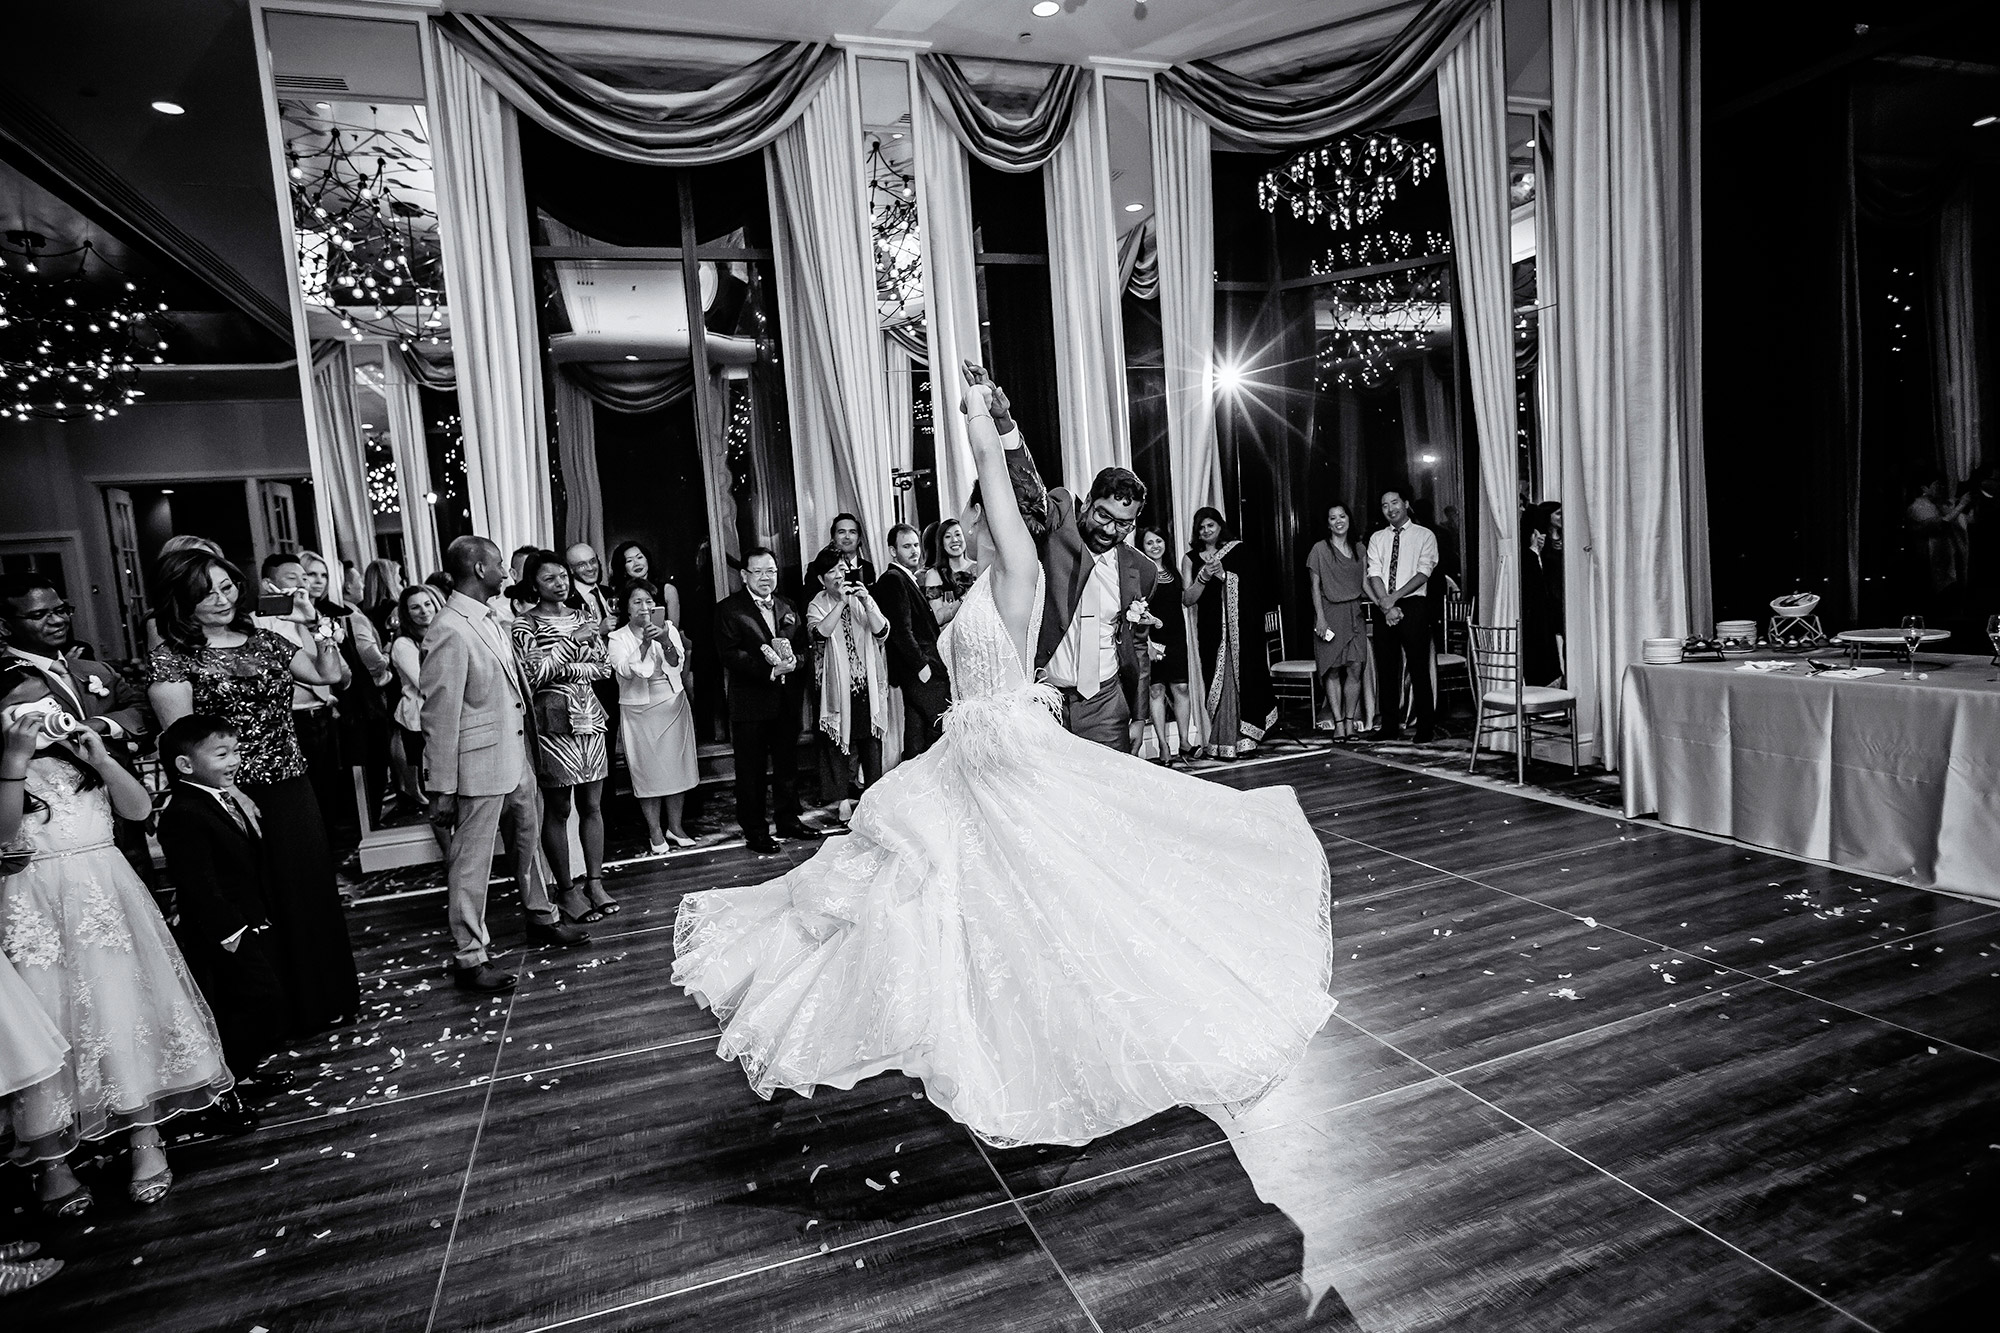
[150,630,359,1032]
[1146,563,1188,686]
[1520,543,1563,687]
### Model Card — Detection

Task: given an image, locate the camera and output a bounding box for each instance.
[842,566,866,589]
[3,698,84,743]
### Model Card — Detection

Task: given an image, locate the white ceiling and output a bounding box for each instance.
[441,0,1391,67]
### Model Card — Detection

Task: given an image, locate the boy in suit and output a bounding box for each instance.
[715,547,817,855]
[154,715,289,1084]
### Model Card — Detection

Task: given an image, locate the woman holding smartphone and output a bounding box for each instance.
[607,581,698,854]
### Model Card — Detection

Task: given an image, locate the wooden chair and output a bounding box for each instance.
[1265,607,1321,734]
[1467,624,1578,775]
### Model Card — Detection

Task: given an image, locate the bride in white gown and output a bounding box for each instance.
[672,373,1335,1148]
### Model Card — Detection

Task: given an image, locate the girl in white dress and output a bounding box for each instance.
[673,369,1335,1148]
[0,666,231,1212]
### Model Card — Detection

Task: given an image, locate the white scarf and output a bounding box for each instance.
[808,590,888,755]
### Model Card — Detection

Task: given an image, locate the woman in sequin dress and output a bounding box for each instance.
[509,551,615,921]
[1,664,231,1214]
[147,551,359,1034]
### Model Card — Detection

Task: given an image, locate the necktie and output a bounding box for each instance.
[1389,526,1402,592]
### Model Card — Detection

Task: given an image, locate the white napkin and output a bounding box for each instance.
[1815,666,1885,681]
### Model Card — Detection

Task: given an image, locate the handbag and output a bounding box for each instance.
[533,688,573,736]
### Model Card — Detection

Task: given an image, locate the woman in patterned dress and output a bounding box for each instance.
[147,551,359,1034]
[1,664,232,1214]
[509,551,616,922]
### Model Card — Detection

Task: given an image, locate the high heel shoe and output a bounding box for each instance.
[664,831,697,849]
[647,837,672,856]
[585,875,620,917]
[559,881,604,925]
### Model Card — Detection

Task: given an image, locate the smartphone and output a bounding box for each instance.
[632,606,658,630]
[257,592,297,617]
[842,567,866,589]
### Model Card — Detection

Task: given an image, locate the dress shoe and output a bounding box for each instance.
[746,836,781,855]
[453,962,519,993]
[201,1091,261,1136]
[776,821,823,841]
[527,918,590,948]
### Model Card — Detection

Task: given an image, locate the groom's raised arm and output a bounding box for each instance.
[996,424,1052,541]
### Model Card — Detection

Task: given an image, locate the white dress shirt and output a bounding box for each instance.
[1365,521,1439,599]
[1046,547,1122,699]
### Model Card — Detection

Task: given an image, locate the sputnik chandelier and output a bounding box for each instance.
[286,114,446,350]
[0,232,170,423]
[1258,132,1438,233]
[1316,263,1451,390]
[867,135,925,350]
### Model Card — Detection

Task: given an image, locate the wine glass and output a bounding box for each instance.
[1900,615,1925,679]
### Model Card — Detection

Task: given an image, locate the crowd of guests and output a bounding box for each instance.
[0,476,1503,1286]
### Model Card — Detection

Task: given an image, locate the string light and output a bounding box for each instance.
[0,233,167,422]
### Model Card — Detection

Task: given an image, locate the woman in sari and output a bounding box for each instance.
[1182,508,1276,760]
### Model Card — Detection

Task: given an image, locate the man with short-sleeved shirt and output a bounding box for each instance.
[1365,488,1439,742]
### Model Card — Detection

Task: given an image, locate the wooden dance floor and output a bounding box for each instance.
[11,750,1995,1331]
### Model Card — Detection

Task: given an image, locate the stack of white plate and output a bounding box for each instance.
[1642,637,1683,664]
[1716,619,1757,640]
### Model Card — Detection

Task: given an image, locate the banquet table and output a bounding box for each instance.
[1621,655,2000,904]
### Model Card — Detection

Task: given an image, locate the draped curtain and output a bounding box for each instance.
[1158,0,1488,148]
[1438,2,1518,632]
[1118,219,1158,301]
[552,369,605,557]
[766,59,897,563]
[1549,0,1707,770]
[915,86,983,518]
[382,350,442,578]
[310,341,374,571]
[917,54,1082,171]
[1150,87,1224,555]
[429,34,553,556]
[434,15,834,166]
[1043,78,1132,489]
[1932,189,1985,487]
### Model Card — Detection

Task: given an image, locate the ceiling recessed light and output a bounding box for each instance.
[160,488,175,495]
[624,354,640,361]
[315,101,332,111]
[1976,115,1999,127]
[150,100,185,116]
[1123,202,1145,212]
[890,132,904,140]
[1032,1,1061,16]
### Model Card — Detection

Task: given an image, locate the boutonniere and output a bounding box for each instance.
[778,612,796,629]
[84,674,110,698]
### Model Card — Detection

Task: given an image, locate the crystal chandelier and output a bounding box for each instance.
[1316,263,1452,391]
[1258,132,1439,233]
[286,113,447,351]
[0,233,170,423]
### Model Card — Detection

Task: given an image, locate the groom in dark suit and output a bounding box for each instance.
[965,368,1155,751]
[872,524,950,755]
[715,547,817,854]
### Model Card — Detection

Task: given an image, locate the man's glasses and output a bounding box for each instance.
[10,603,73,622]
[1088,509,1138,534]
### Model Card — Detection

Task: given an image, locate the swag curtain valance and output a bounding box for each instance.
[916,54,1084,173]
[432,14,835,166]
[1156,0,1487,149]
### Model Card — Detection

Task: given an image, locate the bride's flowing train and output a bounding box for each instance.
[673,568,1335,1147]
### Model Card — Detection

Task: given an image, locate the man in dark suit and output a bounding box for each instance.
[715,547,817,854]
[971,371,1156,751]
[154,715,290,1086]
[872,524,950,756]
[0,572,148,749]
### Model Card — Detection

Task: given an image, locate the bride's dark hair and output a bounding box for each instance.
[0,664,103,822]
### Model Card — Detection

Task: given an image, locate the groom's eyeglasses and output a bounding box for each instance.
[1088,507,1138,534]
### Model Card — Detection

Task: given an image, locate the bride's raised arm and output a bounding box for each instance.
[962,367,1039,612]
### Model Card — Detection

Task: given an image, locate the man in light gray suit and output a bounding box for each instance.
[422,535,587,993]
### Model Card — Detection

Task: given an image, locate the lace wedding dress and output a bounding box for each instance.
[673,567,1335,1147]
